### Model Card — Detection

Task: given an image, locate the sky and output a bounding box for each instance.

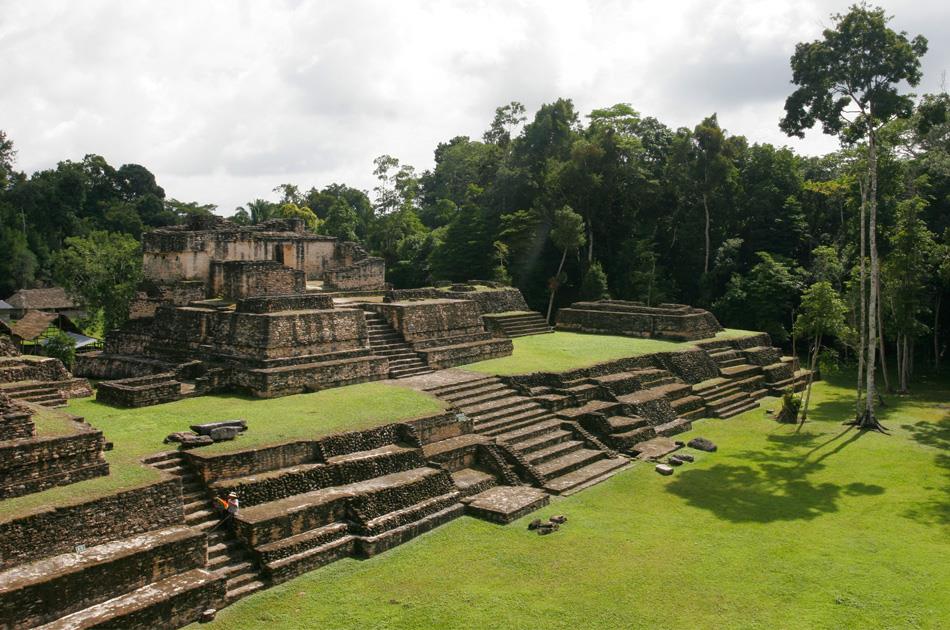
[2,0,948,214]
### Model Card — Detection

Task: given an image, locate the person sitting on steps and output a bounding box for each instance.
[212,491,239,530]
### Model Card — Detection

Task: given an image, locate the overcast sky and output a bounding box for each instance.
[2,0,948,214]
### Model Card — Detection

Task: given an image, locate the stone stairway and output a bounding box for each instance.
[145,452,267,604]
[426,377,628,495]
[483,311,553,338]
[0,380,71,407]
[554,369,698,448]
[363,310,432,379]
[216,443,464,584]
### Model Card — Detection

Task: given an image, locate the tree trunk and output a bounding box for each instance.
[895,333,903,393]
[800,335,821,424]
[853,129,887,433]
[856,176,868,417]
[546,249,568,325]
[703,192,710,275]
[878,290,891,393]
[934,293,941,370]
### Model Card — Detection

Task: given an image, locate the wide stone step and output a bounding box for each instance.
[256,522,351,564]
[610,425,656,448]
[543,457,630,495]
[715,398,759,419]
[606,415,649,431]
[535,448,606,481]
[511,429,574,454]
[654,418,692,437]
[445,387,514,408]
[425,376,499,397]
[461,396,538,419]
[525,440,584,466]
[355,502,464,558]
[493,419,563,445]
[720,363,762,379]
[557,399,624,420]
[451,468,497,497]
[440,382,510,403]
[226,578,266,603]
[475,409,553,436]
[707,390,751,410]
[39,569,226,630]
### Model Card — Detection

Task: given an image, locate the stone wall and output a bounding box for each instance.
[0,355,71,384]
[322,257,387,291]
[147,304,372,362]
[232,355,388,398]
[74,353,172,380]
[373,300,486,343]
[385,286,529,314]
[0,526,205,629]
[141,218,383,290]
[0,335,17,357]
[215,260,305,300]
[0,478,182,570]
[236,293,334,314]
[555,300,722,341]
[0,426,109,500]
[95,373,182,408]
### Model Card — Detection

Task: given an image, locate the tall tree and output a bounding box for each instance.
[780,3,927,431]
[545,205,586,324]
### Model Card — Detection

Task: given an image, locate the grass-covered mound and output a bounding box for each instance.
[464,329,759,376]
[0,382,445,521]
[197,374,950,629]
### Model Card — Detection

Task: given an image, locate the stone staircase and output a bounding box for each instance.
[426,377,628,495]
[363,310,432,379]
[692,339,765,418]
[145,452,267,604]
[0,380,73,407]
[483,311,553,338]
[204,440,463,585]
[551,369,699,450]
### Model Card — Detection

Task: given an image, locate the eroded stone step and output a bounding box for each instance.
[525,440,584,466]
[543,457,629,495]
[535,448,605,480]
[492,419,562,445]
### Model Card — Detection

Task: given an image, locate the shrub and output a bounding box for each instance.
[776,388,801,424]
[44,330,76,370]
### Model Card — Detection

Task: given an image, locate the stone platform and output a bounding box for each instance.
[464,486,550,524]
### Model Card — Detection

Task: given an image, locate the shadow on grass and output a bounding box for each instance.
[666,428,884,523]
[901,420,950,528]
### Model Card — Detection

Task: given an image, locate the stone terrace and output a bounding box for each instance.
[555,300,723,341]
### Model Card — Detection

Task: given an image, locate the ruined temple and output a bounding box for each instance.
[77,220,517,406]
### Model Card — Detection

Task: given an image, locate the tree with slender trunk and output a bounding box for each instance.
[794,281,851,423]
[780,3,927,431]
[545,205,586,325]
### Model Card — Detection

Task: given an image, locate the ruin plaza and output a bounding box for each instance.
[0,220,829,629]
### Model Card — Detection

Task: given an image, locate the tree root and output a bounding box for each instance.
[844,410,890,434]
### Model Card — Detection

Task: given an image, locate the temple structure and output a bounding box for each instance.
[77,219,515,406]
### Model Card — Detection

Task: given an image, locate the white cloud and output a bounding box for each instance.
[1,0,947,213]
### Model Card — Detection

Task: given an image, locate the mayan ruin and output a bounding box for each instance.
[2,3,947,629]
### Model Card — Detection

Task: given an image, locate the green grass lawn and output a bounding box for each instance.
[0,383,445,521]
[198,374,950,630]
[464,329,759,376]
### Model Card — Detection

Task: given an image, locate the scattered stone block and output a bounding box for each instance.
[549,514,567,524]
[527,519,542,531]
[655,464,674,476]
[209,426,241,442]
[687,437,717,452]
[200,609,217,623]
[180,435,214,449]
[674,453,694,463]
[667,457,683,466]
[190,420,247,436]
[537,522,559,535]
[164,431,197,444]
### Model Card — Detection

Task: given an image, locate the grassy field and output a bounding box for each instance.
[0,383,445,521]
[198,374,950,629]
[464,329,758,376]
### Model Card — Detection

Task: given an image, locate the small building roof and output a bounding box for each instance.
[0,300,13,310]
[39,331,98,349]
[8,310,59,341]
[5,287,77,311]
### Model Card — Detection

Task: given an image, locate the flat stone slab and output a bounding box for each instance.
[465,486,549,524]
[631,436,682,460]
